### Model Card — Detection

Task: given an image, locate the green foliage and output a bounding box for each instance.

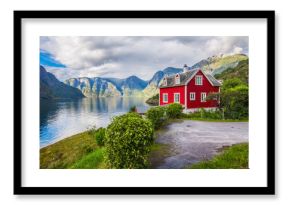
[184,108,223,120]
[190,143,248,169]
[105,113,154,168]
[146,106,168,129]
[95,127,106,146]
[124,111,142,118]
[221,78,245,90]
[129,105,137,113]
[70,148,105,169]
[220,78,248,119]
[145,94,159,106]
[166,103,183,119]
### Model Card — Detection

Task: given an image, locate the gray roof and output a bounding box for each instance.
[204,73,222,86]
[159,69,221,88]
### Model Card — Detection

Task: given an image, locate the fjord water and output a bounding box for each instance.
[40,97,151,148]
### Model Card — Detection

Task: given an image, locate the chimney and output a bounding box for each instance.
[183,64,189,73]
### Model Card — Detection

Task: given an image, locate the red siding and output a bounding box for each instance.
[160,86,185,106]
[186,70,219,109]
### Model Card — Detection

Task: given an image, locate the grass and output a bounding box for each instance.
[183,117,248,122]
[40,131,99,169]
[190,143,248,169]
[148,143,171,168]
[70,148,106,169]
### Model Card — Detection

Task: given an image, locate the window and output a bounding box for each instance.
[163,78,167,86]
[195,75,203,85]
[174,93,180,103]
[163,93,168,103]
[175,74,180,84]
[201,92,207,102]
[190,92,195,101]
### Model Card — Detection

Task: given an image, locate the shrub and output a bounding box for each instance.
[220,78,248,119]
[184,109,223,120]
[124,111,142,118]
[105,113,154,168]
[129,105,137,113]
[95,127,106,146]
[166,103,183,118]
[146,106,167,129]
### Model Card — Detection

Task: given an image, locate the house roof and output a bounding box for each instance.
[159,69,221,88]
[204,72,222,86]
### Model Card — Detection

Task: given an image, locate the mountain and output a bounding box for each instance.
[64,77,122,97]
[65,75,147,97]
[214,59,249,84]
[191,54,248,75]
[40,66,84,100]
[143,67,183,98]
[60,54,248,99]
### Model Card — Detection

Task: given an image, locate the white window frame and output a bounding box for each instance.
[195,75,203,85]
[163,78,167,86]
[174,93,180,103]
[175,74,180,84]
[163,93,168,103]
[201,92,207,102]
[190,92,195,101]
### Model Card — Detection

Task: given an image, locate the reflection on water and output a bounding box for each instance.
[40,97,151,148]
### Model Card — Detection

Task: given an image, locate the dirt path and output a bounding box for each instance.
[152,120,248,169]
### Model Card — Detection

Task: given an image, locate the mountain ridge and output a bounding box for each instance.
[44,53,248,99]
[40,66,84,100]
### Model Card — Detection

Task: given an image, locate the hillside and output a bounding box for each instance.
[40,66,84,100]
[214,59,249,84]
[192,54,248,76]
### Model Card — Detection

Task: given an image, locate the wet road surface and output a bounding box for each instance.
[154,120,248,169]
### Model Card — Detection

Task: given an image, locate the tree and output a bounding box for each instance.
[220,78,248,119]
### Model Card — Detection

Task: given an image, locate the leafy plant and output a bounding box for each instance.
[183,108,223,120]
[129,105,137,113]
[146,106,167,129]
[166,103,183,119]
[104,113,154,169]
[95,127,106,146]
[220,78,248,119]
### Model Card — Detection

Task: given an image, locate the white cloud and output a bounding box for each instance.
[40,36,248,81]
[232,46,244,54]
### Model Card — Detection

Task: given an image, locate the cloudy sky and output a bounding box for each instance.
[40,36,248,81]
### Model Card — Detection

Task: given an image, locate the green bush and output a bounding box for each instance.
[166,103,183,119]
[220,78,248,119]
[129,105,137,113]
[146,106,167,129]
[105,113,154,169]
[184,108,223,120]
[95,127,106,146]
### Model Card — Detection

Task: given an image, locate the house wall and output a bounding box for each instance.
[186,70,220,109]
[159,85,185,106]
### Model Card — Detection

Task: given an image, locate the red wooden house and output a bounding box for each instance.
[159,65,221,112]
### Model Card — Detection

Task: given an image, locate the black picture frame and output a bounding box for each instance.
[14,10,275,195]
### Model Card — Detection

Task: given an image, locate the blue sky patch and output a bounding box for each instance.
[40,49,66,68]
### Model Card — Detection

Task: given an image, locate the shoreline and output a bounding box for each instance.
[40,118,248,150]
[40,130,91,150]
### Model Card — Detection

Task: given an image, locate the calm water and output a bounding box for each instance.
[40,97,151,148]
